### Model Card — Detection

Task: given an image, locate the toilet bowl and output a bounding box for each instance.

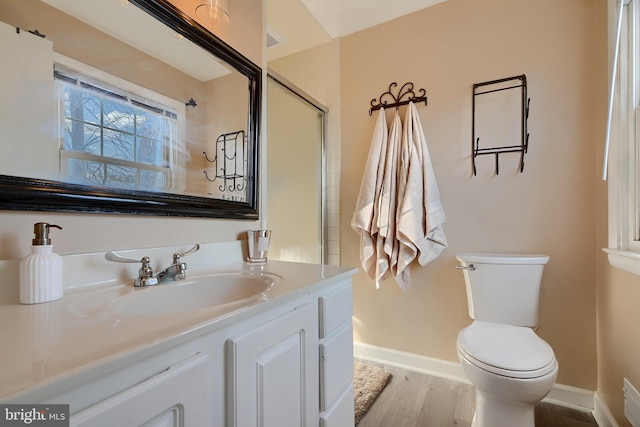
[455,253,557,427]
[457,321,558,427]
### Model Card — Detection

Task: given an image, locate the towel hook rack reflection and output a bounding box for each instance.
[369,82,428,115]
[203,130,247,193]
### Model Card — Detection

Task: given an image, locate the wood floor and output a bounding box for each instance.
[356,360,598,427]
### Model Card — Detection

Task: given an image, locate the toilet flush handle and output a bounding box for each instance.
[456,264,476,271]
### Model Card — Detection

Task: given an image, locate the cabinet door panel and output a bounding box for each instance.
[319,323,354,411]
[259,333,303,426]
[226,303,318,427]
[70,353,209,427]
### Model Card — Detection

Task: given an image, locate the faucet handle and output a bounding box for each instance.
[105,251,158,287]
[173,243,200,263]
[106,251,147,264]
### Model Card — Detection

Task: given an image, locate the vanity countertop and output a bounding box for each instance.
[0,258,356,402]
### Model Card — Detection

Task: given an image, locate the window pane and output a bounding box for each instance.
[103,128,135,161]
[103,99,136,133]
[106,164,137,189]
[137,137,163,166]
[63,86,100,125]
[140,169,166,191]
[137,114,163,139]
[65,158,105,186]
[64,120,101,154]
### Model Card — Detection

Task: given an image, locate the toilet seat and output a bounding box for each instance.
[457,321,556,379]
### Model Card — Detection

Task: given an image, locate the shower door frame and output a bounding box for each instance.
[267,71,328,264]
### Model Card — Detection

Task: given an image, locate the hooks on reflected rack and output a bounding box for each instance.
[369,82,428,116]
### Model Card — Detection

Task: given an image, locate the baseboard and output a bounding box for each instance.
[353,342,597,414]
[593,393,621,427]
[354,341,469,384]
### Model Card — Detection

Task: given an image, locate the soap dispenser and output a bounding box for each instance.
[20,223,64,304]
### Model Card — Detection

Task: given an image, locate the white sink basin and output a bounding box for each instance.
[111,272,279,316]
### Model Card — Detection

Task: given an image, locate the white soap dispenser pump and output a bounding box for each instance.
[19,222,64,304]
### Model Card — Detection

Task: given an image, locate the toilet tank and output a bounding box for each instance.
[456,253,550,327]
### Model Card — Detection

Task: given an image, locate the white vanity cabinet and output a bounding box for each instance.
[225,278,355,427]
[2,260,356,427]
[226,302,318,427]
[317,280,355,427]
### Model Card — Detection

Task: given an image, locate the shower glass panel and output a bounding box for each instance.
[267,76,325,264]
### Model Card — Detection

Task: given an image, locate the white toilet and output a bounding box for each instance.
[456,253,558,427]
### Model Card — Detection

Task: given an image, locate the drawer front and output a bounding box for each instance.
[318,282,353,338]
[319,323,354,411]
[320,385,354,427]
[70,353,209,427]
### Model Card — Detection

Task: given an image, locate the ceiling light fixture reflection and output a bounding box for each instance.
[195,0,231,29]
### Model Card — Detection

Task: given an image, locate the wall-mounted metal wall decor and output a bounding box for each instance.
[203,130,247,193]
[369,82,427,115]
[472,74,530,175]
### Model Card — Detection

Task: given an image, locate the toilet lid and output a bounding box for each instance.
[457,321,556,379]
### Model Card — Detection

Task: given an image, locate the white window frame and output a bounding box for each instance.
[53,53,187,192]
[605,0,640,274]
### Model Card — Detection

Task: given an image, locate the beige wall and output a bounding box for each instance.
[272,1,640,424]
[201,72,251,200]
[341,0,602,391]
[0,0,263,260]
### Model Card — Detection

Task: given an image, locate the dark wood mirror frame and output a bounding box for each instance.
[0,0,261,220]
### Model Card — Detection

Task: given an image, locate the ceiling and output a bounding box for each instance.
[43,0,233,81]
[266,0,446,61]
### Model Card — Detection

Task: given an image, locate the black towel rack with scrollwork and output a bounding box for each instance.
[368,82,428,116]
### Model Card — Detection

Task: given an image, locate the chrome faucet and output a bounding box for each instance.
[105,244,200,287]
[156,244,200,284]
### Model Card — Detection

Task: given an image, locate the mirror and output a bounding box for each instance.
[0,0,261,219]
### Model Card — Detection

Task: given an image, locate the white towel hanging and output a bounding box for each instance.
[351,108,389,287]
[353,100,446,291]
[395,102,447,290]
[376,110,402,287]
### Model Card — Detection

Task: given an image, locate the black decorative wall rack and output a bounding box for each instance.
[203,130,247,193]
[472,74,530,175]
[369,82,427,115]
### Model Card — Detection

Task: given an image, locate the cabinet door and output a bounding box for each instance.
[320,323,354,411]
[70,353,209,427]
[226,303,318,427]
